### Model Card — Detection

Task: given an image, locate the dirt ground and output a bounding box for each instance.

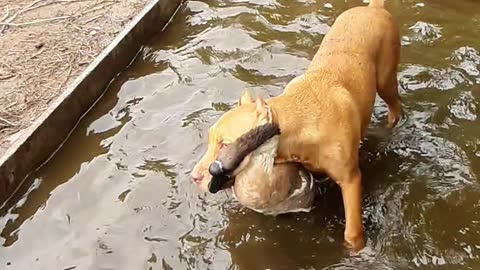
[0,0,149,157]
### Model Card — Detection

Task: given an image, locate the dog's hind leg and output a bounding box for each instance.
[375,16,402,128]
[376,36,402,127]
[377,73,402,128]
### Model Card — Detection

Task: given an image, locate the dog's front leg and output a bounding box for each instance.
[328,164,365,252]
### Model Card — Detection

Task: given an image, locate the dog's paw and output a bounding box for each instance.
[344,234,366,253]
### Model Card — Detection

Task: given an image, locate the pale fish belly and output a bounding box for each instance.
[234,169,316,216]
[231,136,317,216]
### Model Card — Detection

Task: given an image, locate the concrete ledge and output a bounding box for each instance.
[0,0,184,205]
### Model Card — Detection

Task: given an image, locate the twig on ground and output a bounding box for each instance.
[81,2,114,16]
[0,15,73,27]
[1,6,10,22]
[29,48,45,59]
[8,0,45,21]
[0,117,16,127]
[68,22,82,31]
[0,0,100,32]
[22,0,95,14]
[4,102,18,111]
[0,106,19,117]
[83,14,102,24]
[57,64,73,91]
[0,74,16,80]
[1,0,45,33]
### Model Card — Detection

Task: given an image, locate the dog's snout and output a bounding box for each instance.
[191,171,205,183]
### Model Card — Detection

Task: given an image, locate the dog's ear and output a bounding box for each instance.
[239,89,254,106]
[255,97,272,124]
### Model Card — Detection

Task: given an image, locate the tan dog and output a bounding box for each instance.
[191,0,401,251]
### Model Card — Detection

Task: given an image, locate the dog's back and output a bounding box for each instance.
[283,0,400,135]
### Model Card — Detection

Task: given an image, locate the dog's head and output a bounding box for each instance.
[191,90,274,192]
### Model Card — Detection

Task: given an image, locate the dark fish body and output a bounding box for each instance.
[208,123,281,193]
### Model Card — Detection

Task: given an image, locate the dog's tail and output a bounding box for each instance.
[368,0,384,7]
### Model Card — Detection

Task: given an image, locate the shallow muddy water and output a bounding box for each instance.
[2,0,480,269]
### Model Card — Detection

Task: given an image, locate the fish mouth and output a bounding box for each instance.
[208,175,235,193]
